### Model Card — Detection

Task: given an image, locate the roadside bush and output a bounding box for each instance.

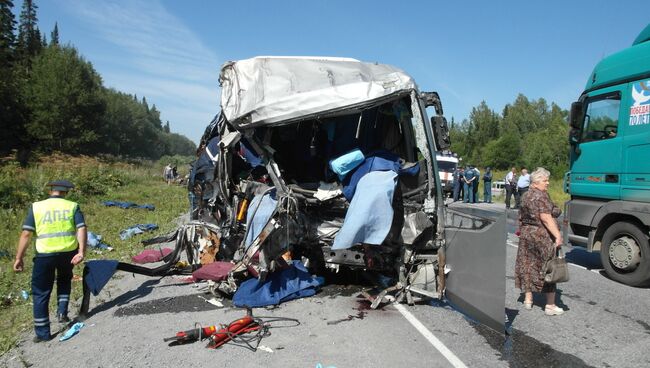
[68,166,129,198]
[0,163,43,208]
[158,155,195,168]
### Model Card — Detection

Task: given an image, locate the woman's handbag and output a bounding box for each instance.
[544,248,569,283]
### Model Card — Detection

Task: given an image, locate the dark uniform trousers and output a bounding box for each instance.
[32,250,76,339]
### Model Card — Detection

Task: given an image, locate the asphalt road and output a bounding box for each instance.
[2,203,649,368]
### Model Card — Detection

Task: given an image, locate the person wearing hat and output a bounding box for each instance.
[463,165,476,203]
[13,180,87,342]
[483,167,493,203]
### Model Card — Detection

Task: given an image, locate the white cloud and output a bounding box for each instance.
[63,0,221,142]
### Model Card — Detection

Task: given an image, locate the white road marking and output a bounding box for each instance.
[394,303,467,368]
[507,241,602,274]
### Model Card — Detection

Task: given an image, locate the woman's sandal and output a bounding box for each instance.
[523,301,533,310]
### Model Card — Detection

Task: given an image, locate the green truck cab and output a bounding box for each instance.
[566,24,650,286]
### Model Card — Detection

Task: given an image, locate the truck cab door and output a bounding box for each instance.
[622,79,650,201]
[571,87,624,200]
[444,206,506,333]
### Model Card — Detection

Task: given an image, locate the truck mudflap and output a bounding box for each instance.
[443,207,506,333]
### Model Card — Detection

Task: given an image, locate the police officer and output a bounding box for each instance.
[463,166,476,203]
[483,167,493,203]
[13,180,86,342]
[472,166,480,203]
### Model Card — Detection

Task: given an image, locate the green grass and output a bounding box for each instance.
[0,155,189,355]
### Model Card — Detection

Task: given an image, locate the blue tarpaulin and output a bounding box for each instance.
[103,201,155,211]
[233,261,323,308]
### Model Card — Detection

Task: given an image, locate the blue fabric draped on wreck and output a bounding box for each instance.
[244,190,278,247]
[332,151,419,250]
[332,170,398,249]
[103,201,155,211]
[233,260,324,307]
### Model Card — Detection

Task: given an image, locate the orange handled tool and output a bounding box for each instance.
[206,315,259,349]
[163,325,219,343]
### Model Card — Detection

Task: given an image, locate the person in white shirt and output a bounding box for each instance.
[163,164,173,185]
[516,168,530,208]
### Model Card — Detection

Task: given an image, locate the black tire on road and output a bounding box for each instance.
[600,221,650,287]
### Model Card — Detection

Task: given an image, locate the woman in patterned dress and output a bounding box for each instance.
[514,167,565,316]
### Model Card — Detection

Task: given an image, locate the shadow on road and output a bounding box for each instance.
[81,278,161,318]
[564,247,602,270]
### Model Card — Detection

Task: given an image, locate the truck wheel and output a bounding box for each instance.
[600,221,650,287]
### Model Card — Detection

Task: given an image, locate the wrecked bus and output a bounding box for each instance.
[185,56,505,330]
[80,57,505,334]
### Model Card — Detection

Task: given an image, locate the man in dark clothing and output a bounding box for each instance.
[483,167,493,203]
[472,166,480,203]
[453,167,464,202]
[463,166,476,203]
[13,180,87,342]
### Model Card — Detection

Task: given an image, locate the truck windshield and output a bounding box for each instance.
[581,94,620,142]
[437,161,457,171]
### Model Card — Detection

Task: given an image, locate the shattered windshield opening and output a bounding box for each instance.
[266,96,418,184]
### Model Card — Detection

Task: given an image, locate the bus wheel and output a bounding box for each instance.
[600,221,650,287]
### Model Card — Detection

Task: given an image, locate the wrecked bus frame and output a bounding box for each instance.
[83,57,505,333]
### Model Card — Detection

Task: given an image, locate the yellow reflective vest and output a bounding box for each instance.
[33,198,79,254]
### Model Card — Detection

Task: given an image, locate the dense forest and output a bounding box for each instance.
[0,0,196,164]
[448,94,570,177]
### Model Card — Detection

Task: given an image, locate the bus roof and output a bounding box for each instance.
[219,56,417,129]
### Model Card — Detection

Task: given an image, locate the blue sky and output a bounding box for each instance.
[25,0,650,143]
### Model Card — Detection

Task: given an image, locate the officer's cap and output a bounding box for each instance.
[46,180,75,192]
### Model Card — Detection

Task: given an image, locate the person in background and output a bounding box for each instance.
[453,166,464,202]
[463,165,476,203]
[505,167,518,209]
[483,167,493,203]
[472,166,480,203]
[516,168,530,208]
[514,167,565,316]
[163,163,173,185]
[13,180,87,342]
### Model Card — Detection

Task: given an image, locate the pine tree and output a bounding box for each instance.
[22,44,105,153]
[50,21,58,46]
[0,0,19,155]
[142,96,149,112]
[0,0,15,67]
[17,0,41,62]
[164,121,170,133]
